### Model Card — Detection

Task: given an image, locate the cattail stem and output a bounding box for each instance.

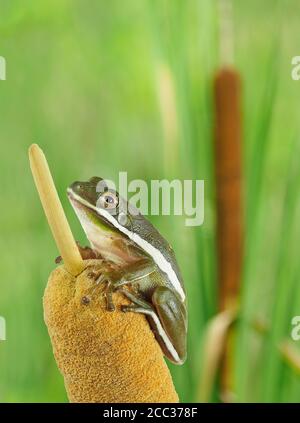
[29,144,84,276]
[214,68,243,400]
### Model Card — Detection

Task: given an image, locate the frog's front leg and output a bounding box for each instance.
[91,258,155,311]
[120,287,187,365]
[86,270,117,311]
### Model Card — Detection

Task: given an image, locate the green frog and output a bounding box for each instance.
[67,177,187,364]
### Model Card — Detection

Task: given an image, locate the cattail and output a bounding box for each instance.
[44,261,178,402]
[214,68,243,312]
[212,0,243,402]
[214,67,243,401]
[29,144,178,403]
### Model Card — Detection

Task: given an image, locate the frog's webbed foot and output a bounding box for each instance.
[86,271,117,311]
[118,288,154,312]
[90,259,155,311]
[95,273,116,311]
[85,264,121,312]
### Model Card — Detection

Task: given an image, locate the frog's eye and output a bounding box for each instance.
[98,191,118,210]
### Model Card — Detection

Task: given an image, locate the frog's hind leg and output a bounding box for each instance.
[152,287,187,364]
[119,288,184,364]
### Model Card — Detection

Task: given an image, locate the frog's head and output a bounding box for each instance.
[67,177,144,265]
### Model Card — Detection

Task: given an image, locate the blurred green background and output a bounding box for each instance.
[1,0,300,402]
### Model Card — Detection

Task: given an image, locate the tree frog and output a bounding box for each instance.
[67,177,187,365]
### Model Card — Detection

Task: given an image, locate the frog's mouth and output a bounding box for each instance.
[67,189,116,231]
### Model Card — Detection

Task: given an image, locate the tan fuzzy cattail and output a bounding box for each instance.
[44,260,179,403]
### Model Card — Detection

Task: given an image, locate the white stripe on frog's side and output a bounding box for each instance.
[68,189,186,301]
[130,307,182,364]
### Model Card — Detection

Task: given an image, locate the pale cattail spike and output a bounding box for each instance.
[29,144,85,276]
[218,0,234,66]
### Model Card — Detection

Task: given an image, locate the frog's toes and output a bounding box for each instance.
[118,288,153,310]
[121,304,140,313]
[101,280,116,312]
